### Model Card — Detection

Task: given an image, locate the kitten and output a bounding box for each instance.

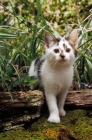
[29,29,78,123]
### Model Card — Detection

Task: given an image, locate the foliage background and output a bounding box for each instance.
[0,0,92,91]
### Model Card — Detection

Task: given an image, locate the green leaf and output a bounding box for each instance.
[2,76,11,82]
[30,76,37,85]
[0,30,17,39]
[5,66,13,77]
[86,58,92,69]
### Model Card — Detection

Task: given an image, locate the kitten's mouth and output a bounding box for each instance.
[59,59,67,62]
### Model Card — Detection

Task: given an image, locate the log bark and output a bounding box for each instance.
[0,90,44,131]
[65,89,92,108]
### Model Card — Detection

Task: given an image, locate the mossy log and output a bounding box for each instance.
[0,89,92,131]
[0,90,44,131]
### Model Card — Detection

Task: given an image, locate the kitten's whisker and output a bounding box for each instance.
[49,60,56,65]
[54,60,58,68]
[50,59,58,68]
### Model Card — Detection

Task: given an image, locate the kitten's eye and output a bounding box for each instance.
[66,48,71,53]
[54,49,59,53]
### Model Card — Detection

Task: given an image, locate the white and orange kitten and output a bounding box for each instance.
[29,29,78,123]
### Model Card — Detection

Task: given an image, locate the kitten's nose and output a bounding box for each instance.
[60,55,65,59]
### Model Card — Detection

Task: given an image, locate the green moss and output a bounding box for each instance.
[61,109,92,140]
[0,109,92,140]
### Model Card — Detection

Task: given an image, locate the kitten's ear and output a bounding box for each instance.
[68,29,78,48]
[44,31,57,48]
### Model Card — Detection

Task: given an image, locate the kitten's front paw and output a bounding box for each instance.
[59,109,66,117]
[48,115,60,123]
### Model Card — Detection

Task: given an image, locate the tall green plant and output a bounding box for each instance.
[74,14,92,88]
[0,0,51,91]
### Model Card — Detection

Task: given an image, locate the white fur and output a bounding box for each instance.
[29,30,78,123]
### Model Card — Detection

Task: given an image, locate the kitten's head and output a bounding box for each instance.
[44,29,78,67]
